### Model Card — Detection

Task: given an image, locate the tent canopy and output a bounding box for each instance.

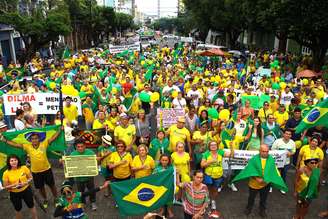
[297,69,321,78]
[199,48,225,56]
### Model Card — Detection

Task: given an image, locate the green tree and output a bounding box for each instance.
[244,0,328,71]
[183,0,247,48]
[0,0,71,64]
[114,12,134,34]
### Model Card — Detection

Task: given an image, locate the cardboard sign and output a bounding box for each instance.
[3,93,82,115]
[63,155,98,178]
[156,108,185,128]
[222,150,287,170]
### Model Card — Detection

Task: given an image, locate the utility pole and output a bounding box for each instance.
[158,0,160,18]
[131,0,135,17]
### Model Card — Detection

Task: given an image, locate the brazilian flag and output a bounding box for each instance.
[110,168,174,216]
[0,125,66,180]
[299,168,320,200]
[295,98,328,133]
[232,154,288,192]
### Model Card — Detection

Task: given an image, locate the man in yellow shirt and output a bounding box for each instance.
[63,96,78,124]
[2,127,63,208]
[167,117,191,155]
[114,113,136,152]
[92,111,110,129]
[273,105,289,128]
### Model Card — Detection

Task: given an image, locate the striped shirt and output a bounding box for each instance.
[183,182,209,215]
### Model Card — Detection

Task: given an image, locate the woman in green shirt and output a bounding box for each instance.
[153,154,174,218]
[149,130,170,162]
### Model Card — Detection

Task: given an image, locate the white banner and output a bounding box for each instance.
[222,150,287,170]
[109,43,140,54]
[3,93,82,115]
[156,108,185,128]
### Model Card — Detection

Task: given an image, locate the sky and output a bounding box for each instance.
[135,0,178,17]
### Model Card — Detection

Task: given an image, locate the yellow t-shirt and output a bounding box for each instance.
[299,145,324,167]
[258,108,273,123]
[114,125,136,146]
[109,152,132,179]
[167,125,191,152]
[63,105,78,123]
[2,165,30,193]
[269,101,279,113]
[92,119,111,129]
[23,142,50,173]
[171,152,190,182]
[107,116,119,132]
[132,155,155,178]
[129,98,141,114]
[273,111,289,126]
[248,158,267,189]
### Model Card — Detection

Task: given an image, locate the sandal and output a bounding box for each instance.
[319,211,328,218]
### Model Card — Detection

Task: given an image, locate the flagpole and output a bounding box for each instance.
[58,83,64,125]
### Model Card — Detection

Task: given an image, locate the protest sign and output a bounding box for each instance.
[76,128,106,148]
[241,95,260,110]
[222,150,287,170]
[3,93,82,115]
[63,155,98,178]
[156,108,185,128]
[109,43,140,54]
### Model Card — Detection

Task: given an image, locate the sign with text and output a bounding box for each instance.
[3,93,82,115]
[109,43,140,54]
[222,150,287,170]
[63,155,98,178]
[156,108,185,128]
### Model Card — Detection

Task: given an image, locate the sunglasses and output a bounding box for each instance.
[310,161,318,164]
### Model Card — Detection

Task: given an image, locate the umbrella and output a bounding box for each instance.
[297,69,319,78]
[199,48,225,56]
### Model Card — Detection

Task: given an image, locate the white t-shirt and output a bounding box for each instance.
[162,85,180,94]
[280,91,294,106]
[207,88,216,101]
[172,98,187,109]
[235,120,247,137]
[187,90,202,107]
[271,138,296,165]
[14,119,25,131]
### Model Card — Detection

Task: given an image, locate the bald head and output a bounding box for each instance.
[259,144,269,158]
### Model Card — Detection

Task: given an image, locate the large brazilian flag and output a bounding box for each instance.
[295,98,328,133]
[0,125,66,180]
[110,168,174,216]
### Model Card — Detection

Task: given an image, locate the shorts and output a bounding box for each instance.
[32,168,55,189]
[10,187,34,211]
[203,174,224,189]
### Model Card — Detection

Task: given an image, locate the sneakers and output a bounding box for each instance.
[42,200,48,209]
[211,200,216,210]
[91,203,97,211]
[228,183,238,192]
[244,208,251,216]
[269,187,272,193]
[280,190,286,195]
[321,180,326,186]
[217,186,222,193]
[259,209,267,218]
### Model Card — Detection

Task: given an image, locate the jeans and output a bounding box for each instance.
[76,178,96,204]
[279,165,289,183]
[246,185,270,211]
